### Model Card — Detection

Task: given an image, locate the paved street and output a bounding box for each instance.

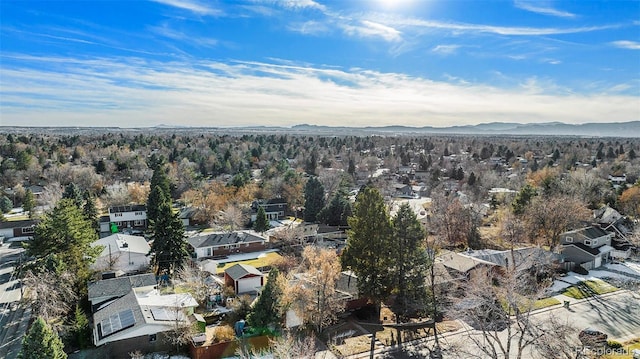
[347,289,640,359]
[0,243,30,359]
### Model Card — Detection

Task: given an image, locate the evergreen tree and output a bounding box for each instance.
[23,189,35,217]
[247,268,282,329]
[253,206,271,234]
[391,203,428,321]
[82,192,99,232]
[341,186,393,312]
[318,190,351,226]
[629,148,637,160]
[25,199,101,292]
[69,305,90,349]
[146,185,168,225]
[512,184,537,215]
[303,177,325,223]
[0,195,12,213]
[467,172,477,186]
[150,164,171,199]
[62,183,83,208]
[148,200,188,276]
[18,317,67,359]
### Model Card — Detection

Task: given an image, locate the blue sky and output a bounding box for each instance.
[1,0,639,128]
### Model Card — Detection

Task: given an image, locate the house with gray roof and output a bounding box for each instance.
[92,285,198,358]
[188,231,268,259]
[88,273,157,312]
[560,226,614,270]
[224,263,264,294]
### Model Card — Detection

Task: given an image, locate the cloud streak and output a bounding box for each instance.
[1,55,637,128]
[514,1,577,18]
[611,40,640,50]
[151,0,222,16]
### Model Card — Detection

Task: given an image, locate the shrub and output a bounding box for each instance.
[212,325,235,343]
[608,340,623,349]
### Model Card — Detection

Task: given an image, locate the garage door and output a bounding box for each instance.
[237,276,262,294]
[594,256,601,268]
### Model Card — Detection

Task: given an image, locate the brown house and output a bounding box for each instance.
[188,231,268,259]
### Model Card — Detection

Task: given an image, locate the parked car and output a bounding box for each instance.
[578,328,608,347]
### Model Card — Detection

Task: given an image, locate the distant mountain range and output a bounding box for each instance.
[284,121,640,137]
[2,121,639,137]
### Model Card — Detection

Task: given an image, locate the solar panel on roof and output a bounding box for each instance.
[99,308,136,338]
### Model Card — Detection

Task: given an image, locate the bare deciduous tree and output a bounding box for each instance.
[284,246,344,333]
[22,269,77,324]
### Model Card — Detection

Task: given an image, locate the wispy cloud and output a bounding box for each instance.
[253,0,327,12]
[611,40,640,50]
[514,1,577,18]
[341,20,402,42]
[380,16,618,36]
[432,44,461,55]
[148,24,218,47]
[151,0,222,16]
[1,54,637,128]
[287,20,331,35]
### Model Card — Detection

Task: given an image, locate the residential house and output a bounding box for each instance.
[250,198,288,222]
[392,183,413,197]
[224,264,264,294]
[179,206,197,227]
[593,205,636,259]
[0,219,36,241]
[88,273,157,313]
[440,251,497,279]
[187,231,268,259]
[104,205,148,233]
[560,227,614,270]
[608,174,627,189]
[91,234,151,274]
[91,280,198,358]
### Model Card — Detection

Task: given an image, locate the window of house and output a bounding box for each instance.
[584,240,592,246]
[206,248,212,257]
[22,226,34,234]
[566,237,573,243]
[135,211,143,216]
[592,239,598,245]
[114,213,123,217]
[134,220,144,226]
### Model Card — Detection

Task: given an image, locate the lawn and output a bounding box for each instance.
[533,297,561,310]
[603,338,640,359]
[563,280,619,299]
[215,252,282,274]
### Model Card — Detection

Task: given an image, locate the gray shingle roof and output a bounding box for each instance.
[225,264,262,280]
[88,273,156,300]
[187,231,266,249]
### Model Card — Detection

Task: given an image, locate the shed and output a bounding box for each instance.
[224,264,264,294]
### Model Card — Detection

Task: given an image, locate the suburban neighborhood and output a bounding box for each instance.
[0,129,640,359]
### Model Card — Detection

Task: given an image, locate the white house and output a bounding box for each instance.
[107,205,147,232]
[92,234,151,274]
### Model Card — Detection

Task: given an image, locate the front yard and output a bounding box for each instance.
[562,279,619,299]
[603,338,640,359]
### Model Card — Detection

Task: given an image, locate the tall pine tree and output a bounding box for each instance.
[25,199,101,292]
[18,317,67,359]
[341,186,393,313]
[253,206,270,234]
[391,203,428,321]
[303,177,325,223]
[247,268,283,329]
[148,200,188,276]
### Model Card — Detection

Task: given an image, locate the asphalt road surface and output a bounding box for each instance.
[0,243,31,359]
